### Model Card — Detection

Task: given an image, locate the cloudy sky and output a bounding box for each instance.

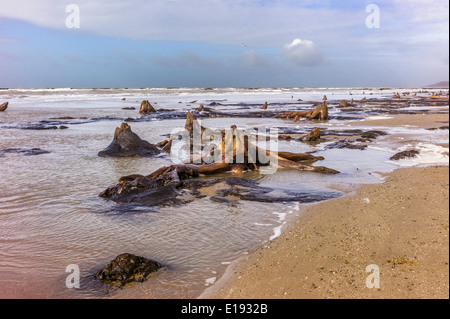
[0,0,448,88]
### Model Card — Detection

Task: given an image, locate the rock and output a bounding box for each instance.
[0,148,50,157]
[262,102,268,110]
[325,139,368,150]
[216,178,341,203]
[122,107,136,110]
[94,253,162,286]
[0,102,8,111]
[139,100,156,113]
[360,130,387,139]
[100,174,341,207]
[390,150,420,161]
[393,92,401,99]
[98,122,161,157]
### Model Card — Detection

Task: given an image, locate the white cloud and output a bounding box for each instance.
[0,0,362,46]
[282,39,326,67]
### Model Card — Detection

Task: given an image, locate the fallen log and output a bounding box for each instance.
[277,151,324,162]
[274,101,329,121]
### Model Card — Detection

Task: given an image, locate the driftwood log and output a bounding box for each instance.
[274,101,329,121]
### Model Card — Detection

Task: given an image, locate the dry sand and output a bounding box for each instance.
[201,111,449,299]
[201,166,449,299]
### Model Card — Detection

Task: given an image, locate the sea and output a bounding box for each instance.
[0,87,448,298]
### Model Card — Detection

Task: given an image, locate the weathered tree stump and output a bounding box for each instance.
[98,122,161,157]
[139,100,157,113]
[301,127,321,142]
[274,101,329,121]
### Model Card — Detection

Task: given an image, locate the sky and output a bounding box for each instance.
[0,0,448,88]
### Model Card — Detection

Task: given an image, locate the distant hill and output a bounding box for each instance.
[424,81,449,88]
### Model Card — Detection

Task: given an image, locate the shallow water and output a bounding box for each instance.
[0,88,448,298]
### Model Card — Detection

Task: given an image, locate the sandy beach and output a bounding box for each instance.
[201,112,449,299]
[201,165,449,299]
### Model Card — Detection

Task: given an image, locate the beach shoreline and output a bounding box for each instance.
[199,113,450,300]
[199,165,449,299]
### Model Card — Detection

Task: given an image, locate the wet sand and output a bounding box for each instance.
[347,113,449,130]
[201,111,449,299]
[201,165,449,299]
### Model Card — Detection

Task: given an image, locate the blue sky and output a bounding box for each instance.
[0,0,448,88]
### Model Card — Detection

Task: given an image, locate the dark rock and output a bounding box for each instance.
[216,178,341,203]
[390,150,420,161]
[325,139,368,150]
[0,148,50,157]
[98,122,161,157]
[122,107,136,110]
[94,253,162,286]
[100,174,341,207]
[139,100,156,113]
[0,102,8,111]
[360,130,388,139]
[427,125,449,131]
